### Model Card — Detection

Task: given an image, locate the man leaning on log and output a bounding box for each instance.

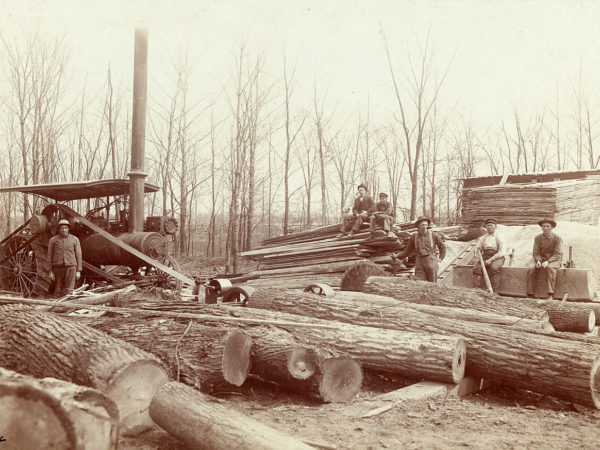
[472,218,506,292]
[337,183,375,238]
[527,218,563,300]
[393,216,446,282]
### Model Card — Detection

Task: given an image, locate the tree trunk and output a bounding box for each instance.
[0,305,168,434]
[360,276,596,331]
[150,381,313,450]
[243,288,600,408]
[223,328,362,403]
[87,316,233,394]
[0,367,119,450]
[544,304,595,333]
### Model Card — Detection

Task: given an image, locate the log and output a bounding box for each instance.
[243,287,600,408]
[117,300,466,384]
[340,260,387,292]
[0,305,168,435]
[544,304,595,333]
[335,290,554,332]
[223,329,363,403]
[88,316,232,394]
[0,367,119,450]
[149,381,313,450]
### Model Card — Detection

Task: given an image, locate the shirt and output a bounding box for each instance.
[371,200,393,216]
[398,230,446,260]
[532,232,563,264]
[477,231,507,260]
[46,234,83,271]
[352,194,375,215]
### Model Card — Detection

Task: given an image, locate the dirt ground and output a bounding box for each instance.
[121,377,600,449]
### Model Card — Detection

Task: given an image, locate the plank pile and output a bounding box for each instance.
[241,221,467,288]
[461,178,600,226]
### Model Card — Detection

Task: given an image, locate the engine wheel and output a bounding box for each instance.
[0,235,38,297]
[145,255,182,292]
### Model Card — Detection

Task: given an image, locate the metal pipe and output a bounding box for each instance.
[129,28,148,232]
[80,232,165,267]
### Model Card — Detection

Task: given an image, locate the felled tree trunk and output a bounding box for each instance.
[0,367,119,450]
[150,381,313,450]
[89,316,232,394]
[543,304,595,332]
[223,328,363,403]
[0,305,168,435]
[243,288,600,408]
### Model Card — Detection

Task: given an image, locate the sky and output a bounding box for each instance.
[3,0,599,130]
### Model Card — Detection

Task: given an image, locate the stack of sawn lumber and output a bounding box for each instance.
[461,178,600,226]
[241,221,467,289]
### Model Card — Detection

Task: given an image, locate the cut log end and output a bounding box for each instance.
[591,357,600,409]
[106,361,168,436]
[319,357,363,403]
[453,339,467,384]
[222,330,253,386]
[340,261,386,292]
[589,311,597,333]
[287,348,318,380]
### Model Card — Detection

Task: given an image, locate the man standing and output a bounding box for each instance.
[527,218,563,300]
[369,192,395,239]
[394,216,446,282]
[337,183,375,238]
[472,218,507,292]
[46,219,82,297]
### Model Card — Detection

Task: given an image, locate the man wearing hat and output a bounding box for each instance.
[394,216,446,282]
[527,218,563,300]
[337,183,375,238]
[46,219,82,297]
[472,218,507,292]
[368,192,395,239]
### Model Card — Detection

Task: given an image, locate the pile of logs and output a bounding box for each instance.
[241,221,469,289]
[460,178,600,226]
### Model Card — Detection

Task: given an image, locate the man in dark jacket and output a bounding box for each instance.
[394,216,445,282]
[369,192,395,239]
[46,219,82,297]
[527,218,563,300]
[337,183,375,238]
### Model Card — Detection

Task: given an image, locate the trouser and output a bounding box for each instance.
[370,214,393,232]
[414,254,439,283]
[53,265,76,297]
[340,212,369,233]
[527,260,562,296]
[473,250,505,291]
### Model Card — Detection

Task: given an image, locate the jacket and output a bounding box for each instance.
[352,195,375,215]
[46,234,83,271]
[397,230,446,260]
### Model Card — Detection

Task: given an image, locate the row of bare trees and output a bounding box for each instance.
[1,31,599,268]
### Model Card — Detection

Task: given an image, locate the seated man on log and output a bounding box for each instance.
[46,219,82,297]
[394,216,446,282]
[472,218,507,292]
[527,218,563,300]
[337,183,375,238]
[368,192,395,240]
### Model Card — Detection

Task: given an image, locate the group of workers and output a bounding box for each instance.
[339,183,564,298]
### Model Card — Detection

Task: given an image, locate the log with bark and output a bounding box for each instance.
[0,305,169,435]
[543,303,595,333]
[0,367,119,450]
[242,287,600,408]
[223,328,363,403]
[358,276,595,330]
[149,381,313,450]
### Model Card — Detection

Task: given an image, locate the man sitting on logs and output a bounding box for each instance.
[527,218,563,300]
[472,218,507,292]
[337,183,375,238]
[368,192,395,240]
[394,216,446,282]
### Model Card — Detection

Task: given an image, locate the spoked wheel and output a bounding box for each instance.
[0,235,38,296]
[145,255,182,292]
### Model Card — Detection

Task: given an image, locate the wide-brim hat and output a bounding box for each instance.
[58,219,71,228]
[357,183,368,191]
[538,218,556,228]
[484,218,497,225]
[414,216,431,227]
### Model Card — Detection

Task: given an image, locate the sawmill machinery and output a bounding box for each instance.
[0,179,193,297]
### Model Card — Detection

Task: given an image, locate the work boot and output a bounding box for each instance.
[547,292,554,300]
[336,232,346,238]
[472,274,483,289]
[348,230,355,238]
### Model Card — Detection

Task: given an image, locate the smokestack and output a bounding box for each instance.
[129,28,148,232]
